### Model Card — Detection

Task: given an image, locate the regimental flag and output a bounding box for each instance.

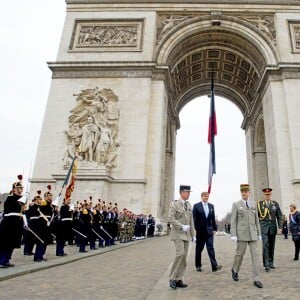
[207,73,217,194]
[65,157,78,201]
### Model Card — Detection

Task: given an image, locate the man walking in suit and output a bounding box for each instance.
[168,185,195,289]
[257,188,282,271]
[193,191,222,272]
[231,184,263,288]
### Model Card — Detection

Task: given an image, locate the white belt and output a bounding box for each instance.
[4,212,22,217]
[40,215,51,219]
[30,216,39,220]
[61,218,72,221]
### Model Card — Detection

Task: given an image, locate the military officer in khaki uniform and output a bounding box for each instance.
[168,185,195,290]
[230,184,263,288]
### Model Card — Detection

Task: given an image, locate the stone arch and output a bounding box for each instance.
[156,15,279,120]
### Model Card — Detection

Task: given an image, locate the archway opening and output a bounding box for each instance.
[174,95,247,222]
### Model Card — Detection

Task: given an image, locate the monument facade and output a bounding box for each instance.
[31,0,300,221]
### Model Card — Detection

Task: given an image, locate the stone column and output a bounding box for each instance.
[262,78,294,214]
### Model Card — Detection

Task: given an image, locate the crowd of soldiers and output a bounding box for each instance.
[0,176,156,268]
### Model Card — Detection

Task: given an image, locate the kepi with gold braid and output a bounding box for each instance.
[240,184,250,191]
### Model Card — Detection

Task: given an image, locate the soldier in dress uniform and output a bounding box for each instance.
[23,191,42,255]
[257,187,282,271]
[78,202,92,252]
[0,175,27,268]
[168,184,195,289]
[111,205,119,245]
[34,186,55,262]
[56,197,74,256]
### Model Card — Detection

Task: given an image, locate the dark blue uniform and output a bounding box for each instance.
[56,204,73,256]
[0,193,24,267]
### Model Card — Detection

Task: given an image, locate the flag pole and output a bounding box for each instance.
[208,70,217,193]
[53,155,77,206]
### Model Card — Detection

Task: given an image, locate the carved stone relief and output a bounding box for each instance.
[156,14,196,43]
[288,21,300,52]
[156,13,276,46]
[63,87,120,170]
[238,15,276,46]
[70,20,144,51]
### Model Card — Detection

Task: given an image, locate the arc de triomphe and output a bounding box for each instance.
[31,0,300,221]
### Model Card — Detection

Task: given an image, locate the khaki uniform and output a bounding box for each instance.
[231,200,261,281]
[168,199,195,281]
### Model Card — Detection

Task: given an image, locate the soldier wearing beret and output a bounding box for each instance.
[257,188,282,271]
[168,184,195,290]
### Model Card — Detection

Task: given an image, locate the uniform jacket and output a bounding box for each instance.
[230,199,261,241]
[0,193,24,249]
[257,200,282,235]
[168,199,195,241]
[193,202,217,236]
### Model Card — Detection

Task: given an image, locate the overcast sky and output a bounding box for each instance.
[0,1,247,219]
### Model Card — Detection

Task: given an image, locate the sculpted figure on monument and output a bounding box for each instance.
[64,87,120,169]
[79,116,100,162]
[157,15,190,40]
[77,25,138,47]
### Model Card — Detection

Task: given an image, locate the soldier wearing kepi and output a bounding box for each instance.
[56,197,74,256]
[168,184,195,290]
[257,187,282,271]
[0,175,27,268]
[230,184,263,288]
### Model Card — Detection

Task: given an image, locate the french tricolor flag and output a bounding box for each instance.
[208,73,217,194]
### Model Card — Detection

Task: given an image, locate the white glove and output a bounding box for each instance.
[22,214,28,228]
[231,236,237,242]
[182,224,190,232]
[258,235,262,240]
[69,203,75,211]
[192,236,197,243]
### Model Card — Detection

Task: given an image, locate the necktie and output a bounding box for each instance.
[184,201,188,211]
[204,204,209,217]
[246,201,249,208]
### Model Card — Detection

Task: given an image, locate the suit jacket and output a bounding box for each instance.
[230,199,261,241]
[168,199,195,241]
[193,202,217,236]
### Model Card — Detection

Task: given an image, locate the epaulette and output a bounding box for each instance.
[93,209,97,215]
[40,199,47,206]
[83,208,88,215]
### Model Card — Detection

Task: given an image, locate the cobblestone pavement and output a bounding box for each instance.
[0,235,299,299]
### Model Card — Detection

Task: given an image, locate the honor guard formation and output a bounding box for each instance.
[0,175,156,268]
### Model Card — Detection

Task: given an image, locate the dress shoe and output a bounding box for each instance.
[7,262,15,267]
[34,259,42,262]
[196,266,202,272]
[176,280,188,288]
[293,257,299,261]
[254,280,263,288]
[169,280,177,289]
[265,267,270,272]
[24,252,34,256]
[269,266,275,269]
[212,265,222,272]
[0,264,9,268]
[56,253,68,256]
[231,268,239,281]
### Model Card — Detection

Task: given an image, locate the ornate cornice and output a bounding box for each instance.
[66,0,300,5]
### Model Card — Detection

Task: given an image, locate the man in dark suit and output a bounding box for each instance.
[192,191,222,272]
